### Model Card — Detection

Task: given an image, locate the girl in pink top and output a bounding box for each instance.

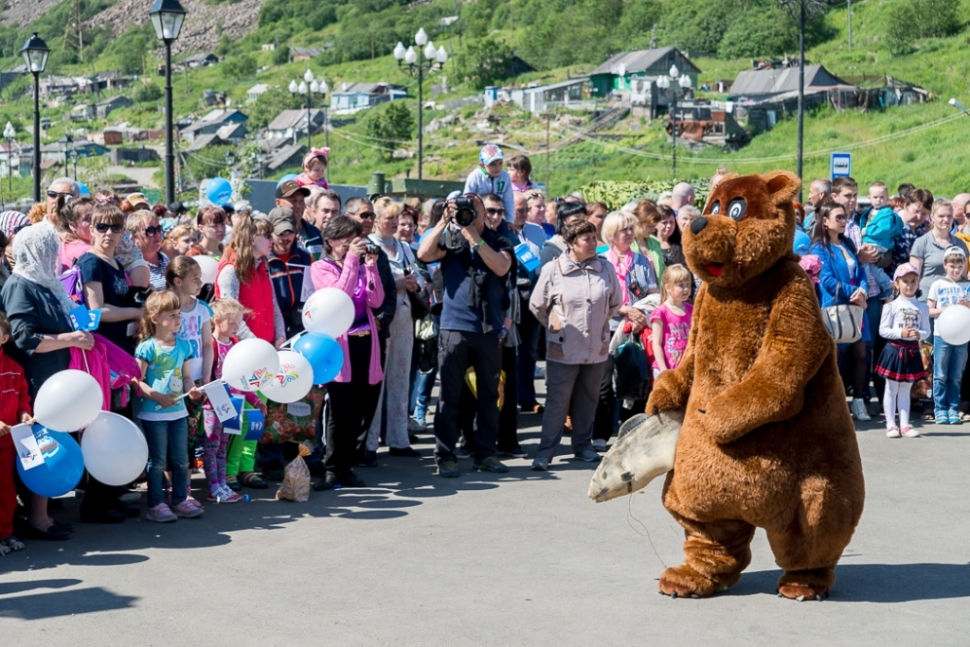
[307,216,384,488]
[295,148,330,191]
[650,264,694,376]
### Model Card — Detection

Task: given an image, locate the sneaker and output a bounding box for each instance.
[574,449,602,463]
[146,503,177,523]
[901,425,921,438]
[886,427,901,438]
[407,417,427,432]
[436,461,460,478]
[172,500,204,518]
[592,438,608,452]
[948,411,961,425]
[935,411,949,425]
[183,495,203,509]
[474,456,510,473]
[531,457,550,471]
[207,488,223,502]
[454,445,472,459]
[850,399,871,421]
[497,446,528,458]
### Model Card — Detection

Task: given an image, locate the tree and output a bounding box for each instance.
[223,53,257,81]
[247,88,302,130]
[363,101,414,160]
[135,83,163,103]
[458,36,516,90]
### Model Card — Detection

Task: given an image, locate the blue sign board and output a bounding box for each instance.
[830,152,852,180]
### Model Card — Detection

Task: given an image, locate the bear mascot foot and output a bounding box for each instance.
[777,568,834,601]
[658,564,724,598]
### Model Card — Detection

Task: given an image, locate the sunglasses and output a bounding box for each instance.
[357,211,376,220]
[142,225,162,236]
[486,207,506,217]
[259,233,273,240]
[94,223,125,234]
[47,190,73,199]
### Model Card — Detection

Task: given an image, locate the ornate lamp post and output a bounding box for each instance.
[3,122,15,195]
[393,28,447,179]
[19,32,49,203]
[655,64,692,181]
[149,0,187,206]
[289,70,328,179]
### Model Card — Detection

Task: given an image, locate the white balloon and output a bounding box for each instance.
[194,255,220,285]
[81,412,149,486]
[34,369,103,432]
[260,351,314,404]
[302,288,355,337]
[221,338,279,392]
[937,305,970,345]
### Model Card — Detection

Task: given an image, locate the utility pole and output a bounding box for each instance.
[797,0,805,199]
[847,0,852,51]
[545,114,550,189]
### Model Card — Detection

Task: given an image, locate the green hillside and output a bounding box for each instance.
[1,0,970,198]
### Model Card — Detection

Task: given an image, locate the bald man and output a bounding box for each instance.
[670,182,695,210]
[951,193,970,228]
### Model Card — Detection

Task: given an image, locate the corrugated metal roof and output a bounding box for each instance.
[729,64,847,97]
[590,47,701,76]
[267,109,325,131]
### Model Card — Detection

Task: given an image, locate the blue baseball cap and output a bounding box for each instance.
[479,144,503,166]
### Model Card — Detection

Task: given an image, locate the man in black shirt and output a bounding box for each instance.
[418,194,515,477]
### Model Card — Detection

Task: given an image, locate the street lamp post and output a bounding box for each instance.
[3,122,15,195]
[59,134,74,178]
[224,150,235,174]
[655,64,692,182]
[150,0,187,207]
[289,70,328,179]
[20,32,49,203]
[393,28,448,179]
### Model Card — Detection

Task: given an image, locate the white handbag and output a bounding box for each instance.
[821,304,864,344]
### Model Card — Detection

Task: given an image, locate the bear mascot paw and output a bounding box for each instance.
[645,170,865,601]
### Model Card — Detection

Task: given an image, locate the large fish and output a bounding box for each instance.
[587,409,684,503]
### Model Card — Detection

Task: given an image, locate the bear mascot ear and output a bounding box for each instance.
[761,170,801,207]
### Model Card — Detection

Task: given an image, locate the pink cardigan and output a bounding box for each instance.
[310,253,385,384]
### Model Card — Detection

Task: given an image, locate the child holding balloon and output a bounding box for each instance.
[204,298,266,502]
[0,313,32,554]
[133,291,205,522]
[926,246,970,425]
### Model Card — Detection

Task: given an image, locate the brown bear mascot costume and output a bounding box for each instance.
[645,170,865,600]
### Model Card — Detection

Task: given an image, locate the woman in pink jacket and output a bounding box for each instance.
[309,216,384,490]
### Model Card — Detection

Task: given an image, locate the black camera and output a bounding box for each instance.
[364,243,380,255]
[454,196,477,227]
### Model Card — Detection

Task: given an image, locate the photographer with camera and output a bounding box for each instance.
[310,217,386,490]
[417,193,515,477]
[343,196,399,466]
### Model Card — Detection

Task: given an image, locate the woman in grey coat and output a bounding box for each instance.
[528,220,623,470]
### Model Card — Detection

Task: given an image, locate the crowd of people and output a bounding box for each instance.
[0,143,967,555]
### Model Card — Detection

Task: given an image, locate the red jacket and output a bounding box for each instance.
[0,350,32,448]
[215,250,276,343]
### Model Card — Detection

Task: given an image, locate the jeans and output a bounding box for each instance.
[933,336,968,414]
[143,417,189,508]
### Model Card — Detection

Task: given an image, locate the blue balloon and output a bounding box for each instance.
[293,332,344,384]
[206,177,232,206]
[17,426,85,498]
[76,182,90,197]
[277,174,298,187]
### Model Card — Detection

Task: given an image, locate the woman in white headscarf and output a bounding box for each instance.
[0,225,94,541]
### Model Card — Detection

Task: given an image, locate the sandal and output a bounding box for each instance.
[239,471,268,489]
[0,537,26,553]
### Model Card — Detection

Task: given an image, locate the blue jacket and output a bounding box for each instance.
[810,241,868,308]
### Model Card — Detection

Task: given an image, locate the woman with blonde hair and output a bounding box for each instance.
[632,199,666,279]
[127,209,169,290]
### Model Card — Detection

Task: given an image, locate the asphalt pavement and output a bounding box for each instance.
[1,396,969,647]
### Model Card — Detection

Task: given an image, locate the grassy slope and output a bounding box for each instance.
[5,0,970,197]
